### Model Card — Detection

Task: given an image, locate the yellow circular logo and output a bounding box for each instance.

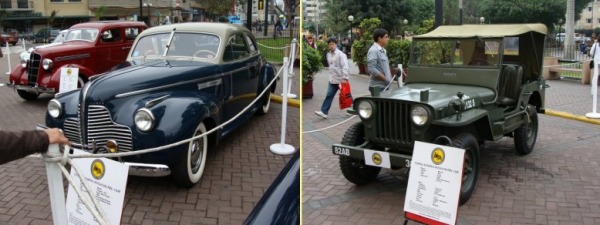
[372,153,382,165]
[431,148,445,165]
[91,159,105,180]
[66,68,72,76]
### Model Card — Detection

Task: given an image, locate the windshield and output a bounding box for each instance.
[131,32,221,59]
[411,38,502,67]
[65,29,99,42]
[53,31,68,43]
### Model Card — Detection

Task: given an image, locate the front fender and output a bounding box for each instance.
[50,64,96,88]
[8,64,27,84]
[432,109,489,127]
[123,95,220,166]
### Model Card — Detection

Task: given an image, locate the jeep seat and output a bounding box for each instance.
[498,64,523,106]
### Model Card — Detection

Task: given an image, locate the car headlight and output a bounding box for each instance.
[19,52,30,68]
[42,58,53,70]
[411,105,429,126]
[134,108,155,132]
[357,100,374,119]
[47,99,62,118]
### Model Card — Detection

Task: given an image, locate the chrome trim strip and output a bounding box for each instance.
[145,94,170,108]
[55,53,91,62]
[124,162,171,177]
[115,73,224,98]
[197,79,222,91]
[79,82,92,145]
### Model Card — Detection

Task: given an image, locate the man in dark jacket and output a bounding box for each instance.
[0,129,69,165]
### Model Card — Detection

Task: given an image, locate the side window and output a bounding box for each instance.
[101,29,122,43]
[244,34,257,54]
[125,28,140,40]
[223,34,250,62]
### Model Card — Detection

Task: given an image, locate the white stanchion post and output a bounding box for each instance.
[398,64,404,88]
[22,38,26,50]
[5,42,11,75]
[282,39,298,99]
[587,65,600,118]
[44,144,68,225]
[270,57,295,155]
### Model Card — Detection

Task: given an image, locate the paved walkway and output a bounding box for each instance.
[302,60,600,225]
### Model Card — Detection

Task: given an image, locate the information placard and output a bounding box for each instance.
[65,149,129,225]
[404,141,465,225]
[59,67,79,93]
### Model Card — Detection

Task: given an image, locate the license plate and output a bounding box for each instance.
[364,150,391,169]
[332,146,350,156]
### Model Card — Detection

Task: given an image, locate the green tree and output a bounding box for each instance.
[95,5,107,21]
[322,0,349,37]
[202,0,237,16]
[408,0,434,27]
[338,0,412,34]
[477,0,592,30]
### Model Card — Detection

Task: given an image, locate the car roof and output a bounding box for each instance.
[414,23,547,39]
[140,22,250,37]
[70,21,147,29]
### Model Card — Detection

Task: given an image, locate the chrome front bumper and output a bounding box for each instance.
[6,82,56,94]
[124,162,171,177]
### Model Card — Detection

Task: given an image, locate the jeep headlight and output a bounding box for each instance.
[134,108,155,132]
[47,99,62,118]
[42,58,53,70]
[358,100,374,119]
[411,105,429,126]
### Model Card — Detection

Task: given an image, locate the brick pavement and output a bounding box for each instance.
[302,60,600,224]
[0,43,300,225]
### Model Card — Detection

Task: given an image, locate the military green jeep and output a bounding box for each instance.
[332,24,548,205]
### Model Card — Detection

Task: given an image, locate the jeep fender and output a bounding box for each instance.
[432,109,494,141]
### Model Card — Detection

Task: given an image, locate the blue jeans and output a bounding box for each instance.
[320,83,340,115]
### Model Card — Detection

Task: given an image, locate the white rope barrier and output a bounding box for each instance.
[303,115,358,134]
[256,42,289,50]
[44,65,284,161]
[42,38,298,224]
[542,62,582,68]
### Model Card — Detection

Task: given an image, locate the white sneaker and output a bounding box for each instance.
[314,111,328,119]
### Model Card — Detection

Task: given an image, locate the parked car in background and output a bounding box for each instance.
[9,21,147,100]
[0,33,18,46]
[33,28,61,43]
[45,23,277,188]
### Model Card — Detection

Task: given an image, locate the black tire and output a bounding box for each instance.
[514,104,538,155]
[172,122,208,188]
[452,132,480,206]
[17,90,39,101]
[339,122,381,185]
[255,91,271,116]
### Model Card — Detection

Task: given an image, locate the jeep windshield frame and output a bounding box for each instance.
[410,38,504,68]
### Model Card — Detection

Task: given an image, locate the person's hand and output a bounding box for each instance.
[341,79,348,84]
[45,128,69,145]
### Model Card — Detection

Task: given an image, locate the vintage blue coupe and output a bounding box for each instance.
[45,23,277,187]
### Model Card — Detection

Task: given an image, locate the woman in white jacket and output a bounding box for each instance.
[589,36,600,115]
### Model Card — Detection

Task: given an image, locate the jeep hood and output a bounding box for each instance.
[84,60,220,102]
[381,83,496,109]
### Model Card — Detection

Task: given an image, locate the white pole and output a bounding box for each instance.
[22,38,26,50]
[44,144,68,225]
[283,39,298,99]
[270,57,295,155]
[5,42,11,75]
[398,64,404,88]
[587,62,600,118]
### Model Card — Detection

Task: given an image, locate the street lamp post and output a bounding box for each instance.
[348,15,354,42]
[480,16,485,24]
[144,1,152,26]
[402,19,408,39]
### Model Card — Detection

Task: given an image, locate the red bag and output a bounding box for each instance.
[339,82,353,110]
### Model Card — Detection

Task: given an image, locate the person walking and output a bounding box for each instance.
[367,28,392,93]
[0,129,69,165]
[315,38,350,119]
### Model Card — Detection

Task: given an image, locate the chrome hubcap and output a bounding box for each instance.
[190,132,203,173]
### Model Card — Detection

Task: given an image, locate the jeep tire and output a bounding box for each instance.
[339,122,381,185]
[514,104,538,155]
[452,132,480,205]
[17,90,39,101]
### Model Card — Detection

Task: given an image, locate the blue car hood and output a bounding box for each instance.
[84,60,221,102]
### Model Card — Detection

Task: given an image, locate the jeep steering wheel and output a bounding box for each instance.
[193,50,216,58]
[468,59,489,66]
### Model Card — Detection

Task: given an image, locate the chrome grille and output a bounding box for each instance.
[63,117,81,144]
[86,105,133,152]
[373,100,413,145]
[27,53,41,86]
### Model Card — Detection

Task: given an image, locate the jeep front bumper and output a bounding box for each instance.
[331,143,413,168]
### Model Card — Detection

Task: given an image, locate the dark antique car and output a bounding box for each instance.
[46,23,277,187]
[9,21,147,100]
